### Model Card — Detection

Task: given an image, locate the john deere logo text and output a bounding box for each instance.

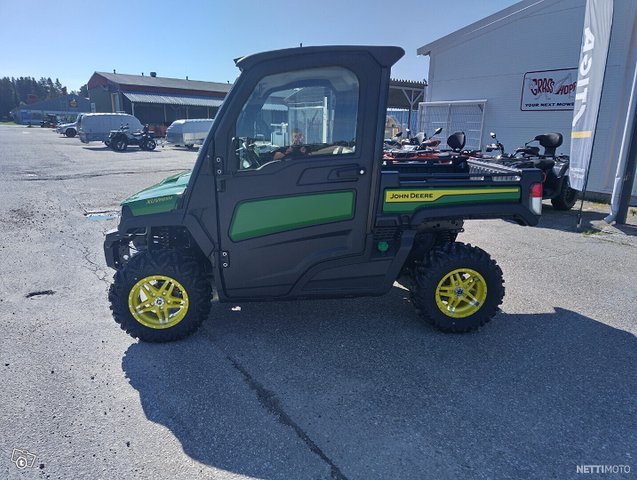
[389,192,434,200]
[385,190,443,202]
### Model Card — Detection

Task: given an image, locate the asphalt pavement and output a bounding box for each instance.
[0,125,635,480]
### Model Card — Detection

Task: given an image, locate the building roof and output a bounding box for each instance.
[388,78,427,110]
[417,0,564,56]
[88,71,233,94]
[10,94,90,113]
[89,72,425,110]
[122,92,224,107]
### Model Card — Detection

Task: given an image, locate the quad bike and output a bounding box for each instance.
[383,129,472,162]
[40,114,58,128]
[108,124,157,152]
[484,132,577,210]
[383,127,443,153]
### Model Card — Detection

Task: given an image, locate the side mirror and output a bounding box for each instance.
[433,127,443,135]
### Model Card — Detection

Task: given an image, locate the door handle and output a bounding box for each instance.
[332,166,365,180]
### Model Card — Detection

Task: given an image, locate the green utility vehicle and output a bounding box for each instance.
[104,46,543,342]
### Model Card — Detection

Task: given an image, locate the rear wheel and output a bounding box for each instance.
[411,242,504,332]
[65,128,76,138]
[109,250,211,342]
[551,179,578,210]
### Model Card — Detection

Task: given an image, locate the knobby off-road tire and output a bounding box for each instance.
[410,242,504,333]
[142,138,157,151]
[112,135,128,152]
[551,179,578,210]
[109,250,211,342]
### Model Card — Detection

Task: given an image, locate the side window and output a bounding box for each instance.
[235,66,359,170]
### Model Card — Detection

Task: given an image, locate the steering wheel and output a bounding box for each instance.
[245,143,262,168]
[235,139,262,169]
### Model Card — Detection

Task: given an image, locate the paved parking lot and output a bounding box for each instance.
[0,125,635,479]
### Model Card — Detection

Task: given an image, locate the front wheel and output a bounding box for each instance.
[411,243,504,332]
[141,138,156,151]
[109,250,211,342]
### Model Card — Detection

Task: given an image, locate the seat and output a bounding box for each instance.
[446,131,466,152]
[534,133,563,157]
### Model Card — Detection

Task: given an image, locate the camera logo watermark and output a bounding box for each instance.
[11,448,37,470]
[576,465,631,474]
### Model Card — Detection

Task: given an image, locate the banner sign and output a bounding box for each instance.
[520,69,578,111]
[569,0,614,191]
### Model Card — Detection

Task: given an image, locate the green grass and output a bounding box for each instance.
[582,228,602,236]
[0,121,17,125]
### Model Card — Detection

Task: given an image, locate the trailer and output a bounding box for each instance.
[165,118,214,149]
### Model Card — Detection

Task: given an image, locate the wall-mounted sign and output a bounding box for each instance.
[520,68,578,111]
[69,99,77,108]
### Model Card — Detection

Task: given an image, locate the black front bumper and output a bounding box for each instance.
[104,228,130,270]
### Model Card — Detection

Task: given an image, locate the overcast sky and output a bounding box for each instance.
[0,0,520,90]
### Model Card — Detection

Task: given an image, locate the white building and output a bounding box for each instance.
[417,0,637,197]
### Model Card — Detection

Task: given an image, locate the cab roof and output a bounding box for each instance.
[234,45,404,71]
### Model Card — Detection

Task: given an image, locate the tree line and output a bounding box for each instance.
[0,76,88,120]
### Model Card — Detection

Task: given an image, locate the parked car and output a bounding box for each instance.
[56,114,83,138]
[78,113,143,144]
[165,118,214,149]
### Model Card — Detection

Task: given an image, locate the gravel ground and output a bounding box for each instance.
[1,125,635,480]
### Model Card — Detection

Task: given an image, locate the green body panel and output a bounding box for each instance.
[382,186,521,213]
[229,191,356,241]
[122,171,191,216]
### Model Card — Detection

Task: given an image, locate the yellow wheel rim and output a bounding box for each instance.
[128,275,189,329]
[435,268,487,318]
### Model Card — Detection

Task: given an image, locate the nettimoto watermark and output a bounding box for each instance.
[11,448,37,469]
[576,465,631,474]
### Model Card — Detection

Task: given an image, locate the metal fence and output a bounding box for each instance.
[386,108,421,138]
[417,101,486,149]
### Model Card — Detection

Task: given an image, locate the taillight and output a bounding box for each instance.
[530,182,543,215]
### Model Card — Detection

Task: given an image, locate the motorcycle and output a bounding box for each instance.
[108,124,157,152]
[483,132,577,210]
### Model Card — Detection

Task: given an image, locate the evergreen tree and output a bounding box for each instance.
[1,75,74,117]
[0,77,16,119]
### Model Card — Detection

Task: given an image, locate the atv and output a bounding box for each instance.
[108,124,156,152]
[484,132,577,210]
[104,45,543,342]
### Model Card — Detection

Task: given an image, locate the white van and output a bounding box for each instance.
[78,113,143,143]
[165,118,214,149]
